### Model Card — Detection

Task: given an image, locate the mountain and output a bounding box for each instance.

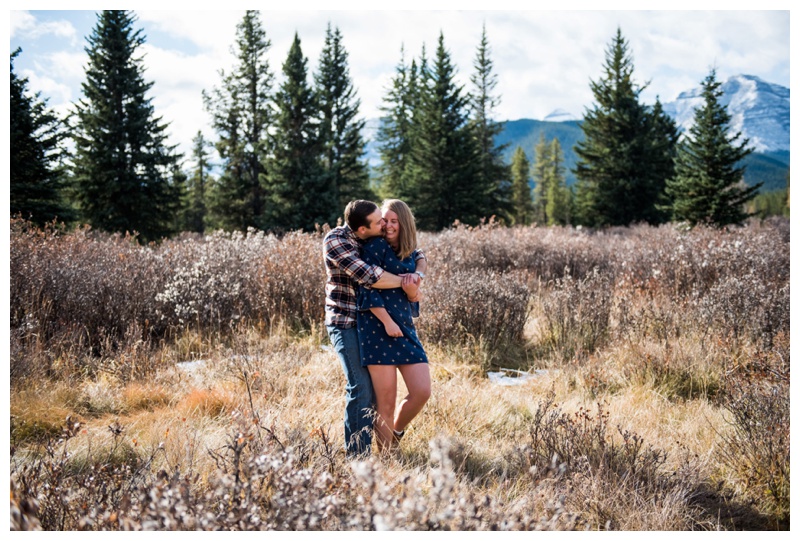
[662,74,789,153]
[362,75,789,192]
[494,119,583,186]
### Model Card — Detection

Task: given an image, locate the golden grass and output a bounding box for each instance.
[9,309,786,530]
[121,381,172,412]
[10,382,81,443]
[10,326,720,474]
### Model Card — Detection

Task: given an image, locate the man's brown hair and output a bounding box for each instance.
[344,200,379,231]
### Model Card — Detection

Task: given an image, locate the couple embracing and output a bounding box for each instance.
[323,199,431,457]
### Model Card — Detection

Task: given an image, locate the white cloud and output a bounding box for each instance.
[18,51,86,108]
[43,51,87,83]
[10,11,37,38]
[10,10,76,42]
[19,69,73,106]
[140,43,226,158]
[8,8,790,165]
[136,10,241,55]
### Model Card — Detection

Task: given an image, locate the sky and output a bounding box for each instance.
[5,3,793,163]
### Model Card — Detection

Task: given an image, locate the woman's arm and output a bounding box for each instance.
[415,256,428,279]
[369,307,403,337]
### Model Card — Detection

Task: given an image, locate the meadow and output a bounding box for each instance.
[9,216,790,530]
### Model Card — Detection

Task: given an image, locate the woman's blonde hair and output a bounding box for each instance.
[382,199,417,260]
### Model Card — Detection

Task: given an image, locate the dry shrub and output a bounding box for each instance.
[535,268,613,362]
[10,220,170,376]
[612,219,789,298]
[420,221,612,282]
[154,229,326,331]
[8,216,790,530]
[695,274,789,349]
[418,268,530,358]
[10,221,327,383]
[154,229,268,328]
[716,352,790,527]
[10,417,579,531]
[257,229,326,327]
[520,393,708,529]
[11,217,788,383]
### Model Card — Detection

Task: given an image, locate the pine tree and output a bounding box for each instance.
[71,10,181,242]
[533,135,571,226]
[181,130,214,233]
[510,146,533,225]
[573,177,598,227]
[263,33,335,231]
[665,69,759,227]
[531,133,551,224]
[168,163,189,234]
[469,23,511,223]
[544,138,571,225]
[405,33,481,230]
[10,48,74,226]
[203,10,273,231]
[376,46,416,200]
[315,23,373,209]
[573,28,669,226]
[648,98,680,222]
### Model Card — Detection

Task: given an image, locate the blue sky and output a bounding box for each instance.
[7,4,792,162]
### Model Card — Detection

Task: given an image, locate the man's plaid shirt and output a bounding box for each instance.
[323,225,424,328]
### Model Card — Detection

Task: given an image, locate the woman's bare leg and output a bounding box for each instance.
[367,365,398,452]
[394,363,431,433]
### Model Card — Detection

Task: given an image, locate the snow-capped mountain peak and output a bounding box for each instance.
[543,108,579,122]
[663,74,789,152]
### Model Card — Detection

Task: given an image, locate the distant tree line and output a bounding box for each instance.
[10,11,785,242]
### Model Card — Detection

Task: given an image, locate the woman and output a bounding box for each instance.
[357,199,431,453]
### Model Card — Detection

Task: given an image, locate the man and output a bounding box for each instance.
[323,200,426,457]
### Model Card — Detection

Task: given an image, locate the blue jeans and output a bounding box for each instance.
[326,324,374,457]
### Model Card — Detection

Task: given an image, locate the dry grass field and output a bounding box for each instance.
[9,217,789,530]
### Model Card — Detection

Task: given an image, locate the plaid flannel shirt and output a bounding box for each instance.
[323,225,425,328]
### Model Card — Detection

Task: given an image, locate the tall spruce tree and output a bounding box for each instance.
[531,133,551,224]
[573,28,668,226]
[405,33,481,230]
[10,48,74,226]
[315,24,372,209]
[533,135,571,225]
[263,33,335,231]
[545,138,571,225]
[469,24,511,223]
[181,130,214,233]
[203,10,273,231]
[376,46,417,200]
[71,10,181,242]
[664,69,759,227]
[510,146,534,225]
[647,98,680,221]
[168,163,189,234]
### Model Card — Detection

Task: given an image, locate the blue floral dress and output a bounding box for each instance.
[357,237,428,366]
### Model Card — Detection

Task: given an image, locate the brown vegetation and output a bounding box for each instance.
[9,217,789,530]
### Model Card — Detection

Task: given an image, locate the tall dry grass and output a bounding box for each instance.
[10,217,790,530]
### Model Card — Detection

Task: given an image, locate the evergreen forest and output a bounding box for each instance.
[10,11,789,240]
